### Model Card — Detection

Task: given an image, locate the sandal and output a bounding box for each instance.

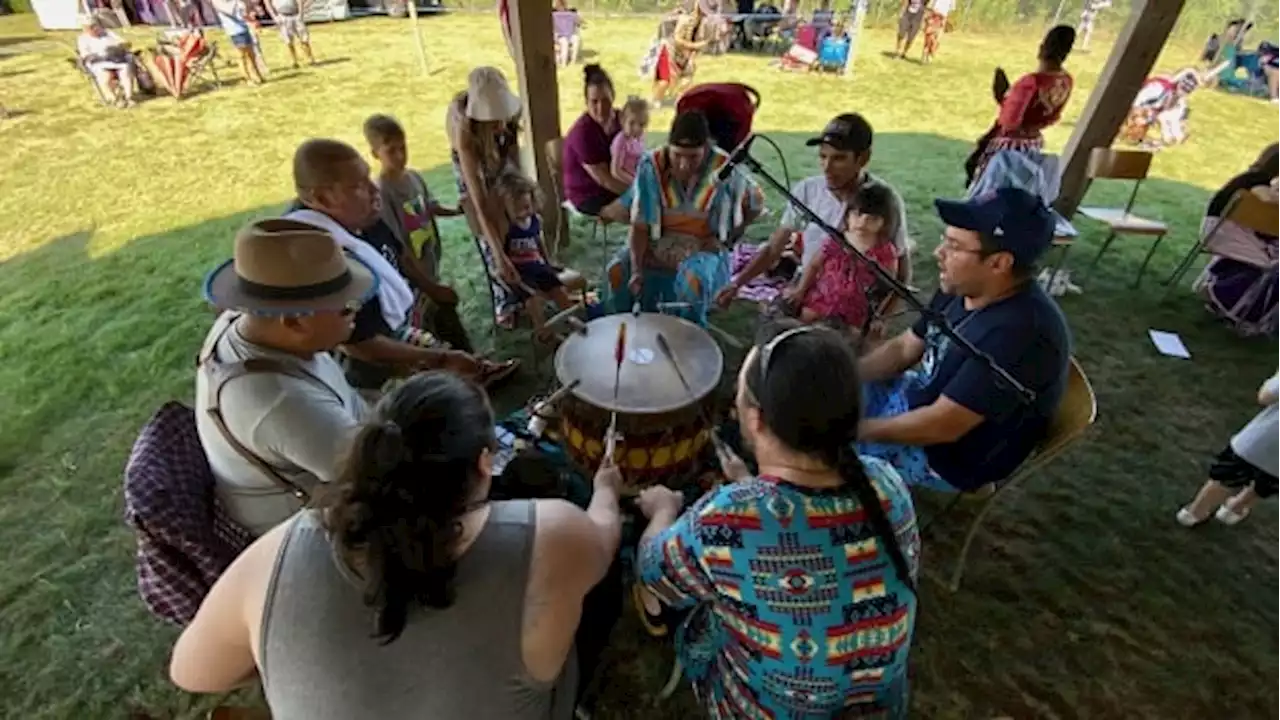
[1214,504,1250,526]
[1175,507,1210,528]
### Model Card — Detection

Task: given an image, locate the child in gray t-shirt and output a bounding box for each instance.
[363,113,473,353]
[1177,370,1279,527]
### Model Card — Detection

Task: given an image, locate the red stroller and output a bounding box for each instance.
[675,82,761,151]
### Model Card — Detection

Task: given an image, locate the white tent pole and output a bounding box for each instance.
[407,0,429,77]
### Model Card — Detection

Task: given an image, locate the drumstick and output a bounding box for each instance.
[656,331,731,458]
[613,322,627,400]
[530,378,581,418]
[604,411,619,460]
[655,332,693,397]
[542,301,585,331]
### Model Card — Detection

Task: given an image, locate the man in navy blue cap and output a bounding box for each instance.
[855,186,1072,492]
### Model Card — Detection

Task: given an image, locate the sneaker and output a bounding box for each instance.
[1214,504,1250,525]
[1175,507,1207,527]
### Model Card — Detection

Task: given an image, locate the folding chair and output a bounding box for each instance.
[1162,189,1280,298]
[544,137,612,274]
[925,357,1097,592]
[69,53,120,106]
[469,233,587,339]
[1073,148,1170,287]
[152,29,222,99]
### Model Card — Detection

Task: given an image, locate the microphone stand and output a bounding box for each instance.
[728,146,1038,404]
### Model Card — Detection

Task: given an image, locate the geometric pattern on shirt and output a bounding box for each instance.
[643,474,916,720]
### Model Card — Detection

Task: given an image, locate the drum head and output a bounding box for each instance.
[555,313,724,415]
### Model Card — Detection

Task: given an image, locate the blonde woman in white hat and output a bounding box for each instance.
[447,66,525,328]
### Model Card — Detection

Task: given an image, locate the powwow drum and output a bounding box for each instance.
[554,312,724,488]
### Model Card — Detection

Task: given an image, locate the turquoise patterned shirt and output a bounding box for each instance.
[638,457,920,719]
[623,146,766,242]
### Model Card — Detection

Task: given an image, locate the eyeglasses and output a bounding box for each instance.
[938,233,987,256]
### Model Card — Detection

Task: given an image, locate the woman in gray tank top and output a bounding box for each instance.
[169,372,625,719]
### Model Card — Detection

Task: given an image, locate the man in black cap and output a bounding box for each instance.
[715,112,911,308]
[857,187,1072,492]
[607,110,765,322]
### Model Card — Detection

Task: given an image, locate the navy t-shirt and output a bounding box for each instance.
[906,285,1071,489]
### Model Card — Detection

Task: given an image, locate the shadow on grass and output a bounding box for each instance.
[0,35,41,48]
[310,56,352,68]
[0,134,1275,720]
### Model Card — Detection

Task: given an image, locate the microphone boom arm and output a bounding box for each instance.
[728,142,1037,404]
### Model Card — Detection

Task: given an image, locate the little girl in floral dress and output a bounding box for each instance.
[786,183,899,333]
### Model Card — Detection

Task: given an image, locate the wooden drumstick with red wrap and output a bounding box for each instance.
[613,321,627,400]
[606,322,627,461]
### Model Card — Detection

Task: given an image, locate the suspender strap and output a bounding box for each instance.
[197,314,345,502]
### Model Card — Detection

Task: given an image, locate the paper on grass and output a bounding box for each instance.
[1149,330,1191,359]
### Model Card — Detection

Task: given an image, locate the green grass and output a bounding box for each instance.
[1,11,1277,719]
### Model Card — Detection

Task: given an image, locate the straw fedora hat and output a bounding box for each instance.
[465,66,522,122]
[204,218,377,315]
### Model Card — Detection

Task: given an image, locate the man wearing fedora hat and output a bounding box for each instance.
[283,138,516,391]
[197,218,389,535]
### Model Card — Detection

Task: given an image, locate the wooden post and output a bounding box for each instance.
[507,0,570,254]
[1054,0,1185,217]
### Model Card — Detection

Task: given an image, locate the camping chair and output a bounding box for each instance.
[152,29,222,99]
[923,357,1097,592]
[69,53,116,106]
[122,401,254,626]
[1074,148,1170,287]
[1163,189,1280,298]
[543,137,611,269]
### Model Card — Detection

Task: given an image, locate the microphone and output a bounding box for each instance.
[716,133,758,183]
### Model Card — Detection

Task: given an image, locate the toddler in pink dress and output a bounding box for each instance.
[610,96,650,184]
[787,183,900,332]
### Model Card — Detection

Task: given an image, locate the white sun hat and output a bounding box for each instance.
[465,66,523,122]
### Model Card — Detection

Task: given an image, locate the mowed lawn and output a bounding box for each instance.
[1,10,1277,719]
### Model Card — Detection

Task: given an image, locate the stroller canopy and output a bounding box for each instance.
[676,82,761,151]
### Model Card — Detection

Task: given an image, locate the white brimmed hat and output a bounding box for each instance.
[204,218,377,315]
[465,66,522,122]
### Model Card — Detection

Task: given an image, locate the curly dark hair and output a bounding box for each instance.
[321,372,496,644]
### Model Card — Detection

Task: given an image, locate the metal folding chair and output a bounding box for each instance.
[923,356,1098,592]
[1163,189,1280,299]
[1074,148,1169,287]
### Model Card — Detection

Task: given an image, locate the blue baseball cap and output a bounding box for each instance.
[934,187,1054,267]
